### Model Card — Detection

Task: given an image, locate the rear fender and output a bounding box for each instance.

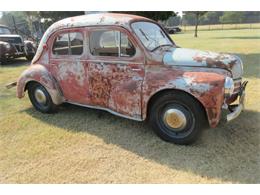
[16,64,64,105]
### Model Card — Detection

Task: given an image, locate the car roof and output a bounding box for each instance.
[50,13,153,31]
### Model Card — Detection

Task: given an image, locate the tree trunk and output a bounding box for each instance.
[194,13,199,37]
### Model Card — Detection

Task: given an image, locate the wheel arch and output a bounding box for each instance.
[16,64,64,105]
[144,88,209,127]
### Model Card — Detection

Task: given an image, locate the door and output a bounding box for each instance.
[49,29,91,104]
[87,27,145,119]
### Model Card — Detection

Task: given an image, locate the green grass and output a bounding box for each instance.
[0,29,260,183]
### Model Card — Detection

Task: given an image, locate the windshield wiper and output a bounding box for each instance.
[139,29,149,41]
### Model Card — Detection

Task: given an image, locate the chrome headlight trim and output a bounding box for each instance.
[224,76,234,97]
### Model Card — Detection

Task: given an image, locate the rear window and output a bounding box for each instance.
[52,32,83,56]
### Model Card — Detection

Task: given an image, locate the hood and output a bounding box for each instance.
[163,48,243,79]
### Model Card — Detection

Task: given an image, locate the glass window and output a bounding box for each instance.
[120,32,135,57]
[52,32,83,56]
[70,32,83,55]
[0,27,11,34]
[132,22,173,51]
[90,30,135,57]
[52,33,69,55]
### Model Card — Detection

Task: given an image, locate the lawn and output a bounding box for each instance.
[0,29,259,183]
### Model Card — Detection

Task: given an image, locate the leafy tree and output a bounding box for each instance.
[114,11,176,21]
[200,11,223,25]
[183,12,207,37]
[39,11,85,23]
[220,12,246,24]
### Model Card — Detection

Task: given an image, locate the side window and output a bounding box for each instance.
[90,30,135,57]
[52,32,83,56]
[52,33,69,55]
[70,32,83,55]
[120,32,135,57]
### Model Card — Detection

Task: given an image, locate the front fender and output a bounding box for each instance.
[17,64,64,105]
[142,66,226,127]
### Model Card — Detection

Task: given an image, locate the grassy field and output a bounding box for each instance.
[0,29,259,183]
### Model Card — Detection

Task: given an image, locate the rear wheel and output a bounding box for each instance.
[149,91,206,145]
[28,82,57,113]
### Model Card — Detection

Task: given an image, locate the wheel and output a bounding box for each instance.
[169,30,175,34]
[0,56,7,65]
[28,82,57,113]
[25,54,34,61]
[149,91,206,145]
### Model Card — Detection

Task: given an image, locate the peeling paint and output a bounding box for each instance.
[17,13,244,129]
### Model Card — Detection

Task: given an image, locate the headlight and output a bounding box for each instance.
[224,77,234,97]
[5,43,11,49]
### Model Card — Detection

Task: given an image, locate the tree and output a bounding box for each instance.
[39,11,85,23]
[114,11,176,22]
[220,12,246,24]
[183,11,207,37]
[200,11,223,25]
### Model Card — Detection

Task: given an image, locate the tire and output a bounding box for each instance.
[26,54,34,61]
[149,91,206,145]
[28,82,57,113]
[0,56,7,65]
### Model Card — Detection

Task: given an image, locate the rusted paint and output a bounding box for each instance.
[17,13,244,128]
[163,48,243,79]
[16,64,63,105]
[141,65,225,127]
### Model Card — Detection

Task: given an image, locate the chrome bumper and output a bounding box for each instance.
[226,81,248,122]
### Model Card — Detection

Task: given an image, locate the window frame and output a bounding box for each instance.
[88,27,137,59]
[51,30,84,57]
[130,20,175,52]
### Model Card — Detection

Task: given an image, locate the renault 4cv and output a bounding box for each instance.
[8,13,247,144]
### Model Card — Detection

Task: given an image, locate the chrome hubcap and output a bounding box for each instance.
[163,108,187,131]
[34,88,47,104]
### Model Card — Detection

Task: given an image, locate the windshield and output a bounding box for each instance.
[0,27,11,35]
[132,21,173,51]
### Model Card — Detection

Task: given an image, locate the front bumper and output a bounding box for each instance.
[226,81,248,122]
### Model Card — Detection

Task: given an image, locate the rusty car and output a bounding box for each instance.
[8,13,247,144]
[0,24,36,64]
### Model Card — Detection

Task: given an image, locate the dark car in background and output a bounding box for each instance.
[0,24,36,64]
[164,26,182,34]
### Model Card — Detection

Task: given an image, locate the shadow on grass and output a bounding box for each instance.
[23,104,260,183]
[214,36,260,40]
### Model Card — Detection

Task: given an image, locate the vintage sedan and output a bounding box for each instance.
[9,13,247,144]
[0,24,36,64]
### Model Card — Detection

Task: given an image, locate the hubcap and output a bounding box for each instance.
[163,108,187,131]
[34,88,47,104]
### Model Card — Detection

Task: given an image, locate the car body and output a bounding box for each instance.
[164,26,182,34]
[0,24,36,64]
[11,13,247,144]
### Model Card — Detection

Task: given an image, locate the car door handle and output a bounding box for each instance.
[131,68,142,71]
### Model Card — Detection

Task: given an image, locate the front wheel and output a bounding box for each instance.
[28,82,57,113]
[25,54,34,61]
[149,91,206,145]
